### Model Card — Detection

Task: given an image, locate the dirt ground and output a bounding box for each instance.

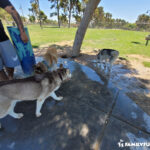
[34,41,150,115]
[34,41,150,84]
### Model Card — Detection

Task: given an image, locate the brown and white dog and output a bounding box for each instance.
[34,47,58,75]
[44,47,58,71]
[0,64,71,129]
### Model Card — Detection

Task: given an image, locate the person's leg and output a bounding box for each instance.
[0,40,20,79]
[0,57,8,81]
[0,21,20,80]
[5,67,14,80]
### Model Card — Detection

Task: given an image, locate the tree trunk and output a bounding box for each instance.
[72,0,101,57]
[68,9,71,28]
[68,1,72,28]
[57,0,60,28]
[37,0,42,29]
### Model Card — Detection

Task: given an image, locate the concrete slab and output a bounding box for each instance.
[0,98,108,150]
[13,57,117,113]
[100,116,150,150]
[0,58,115,150]
[58,58,118,113]
[2,57,149,150]
[112,91,150,133]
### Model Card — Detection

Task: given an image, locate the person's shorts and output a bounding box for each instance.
[0,40,20,70]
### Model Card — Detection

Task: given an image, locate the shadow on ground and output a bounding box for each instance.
[0,59,115,150]
[33,44,72,58]
[131,41,142,45]
[42,26,60,28]
[1,44,149,150]
[33,45,150,115]
[32,45,39,48]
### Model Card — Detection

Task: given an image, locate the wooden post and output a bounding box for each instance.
[146,40,149,46]
[145,35,150,46]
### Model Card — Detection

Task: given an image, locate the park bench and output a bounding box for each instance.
[145,35,150,46]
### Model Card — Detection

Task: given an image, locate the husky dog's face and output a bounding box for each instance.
[58,64,71,81]
[33,62,48,74]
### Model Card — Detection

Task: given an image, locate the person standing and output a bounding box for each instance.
[0,0,28,81]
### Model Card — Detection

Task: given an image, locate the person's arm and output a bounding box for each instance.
[4,5,28,43]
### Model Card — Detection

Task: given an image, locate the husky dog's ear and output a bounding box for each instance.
[59,64,63,69]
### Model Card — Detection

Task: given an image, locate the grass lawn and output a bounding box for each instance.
[5,24,150,58]
[143,61,150,68]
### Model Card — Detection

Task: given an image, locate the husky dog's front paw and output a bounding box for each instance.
[56,96,63,101]
[36,112,42,117]
[17,113,24,119]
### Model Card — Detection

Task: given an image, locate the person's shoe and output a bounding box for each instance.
[5,67,14,80]
[0,69,9,81]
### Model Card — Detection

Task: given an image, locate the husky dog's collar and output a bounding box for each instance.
[58,72,63,81]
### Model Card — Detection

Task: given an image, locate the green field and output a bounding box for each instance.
[143,61,150,68]
[5,25,150,57]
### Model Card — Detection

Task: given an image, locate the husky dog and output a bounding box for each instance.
[97,49,119,72]
[0,64,71,129]
[34,47,58,75]
[33,62,48,75]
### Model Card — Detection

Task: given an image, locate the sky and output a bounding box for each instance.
[10,0,150,23]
